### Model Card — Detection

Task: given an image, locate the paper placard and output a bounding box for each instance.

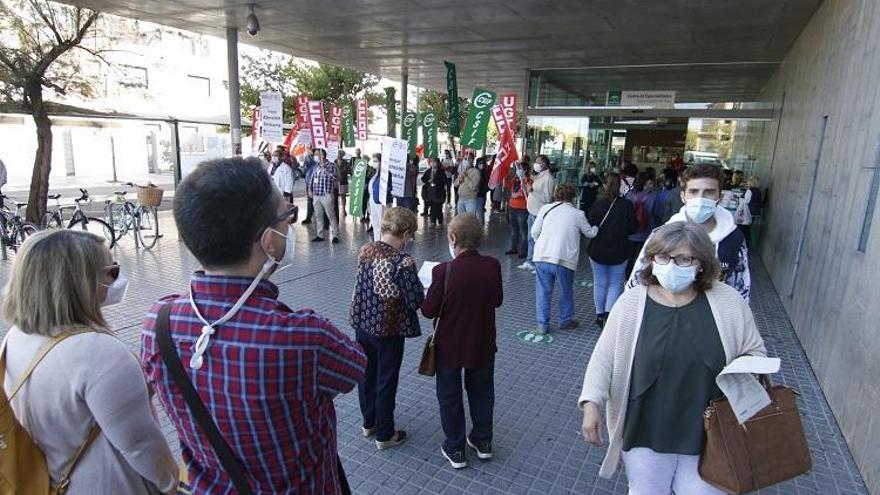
[259,91,283,143]
[716,356,781,424]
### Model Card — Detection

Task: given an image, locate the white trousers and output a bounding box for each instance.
[369,201,384,242]
[622,448,724,495]
[314,194,339,239]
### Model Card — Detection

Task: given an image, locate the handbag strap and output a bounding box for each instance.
[541,201,564,221]
[54,425,101,493]
[154,303,254,495]
[597,198,618,231]
[430,262,453,338]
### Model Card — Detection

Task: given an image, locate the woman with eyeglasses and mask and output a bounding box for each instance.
[578,221,767,495]
[350,207,424,451]
[2,230,178,494]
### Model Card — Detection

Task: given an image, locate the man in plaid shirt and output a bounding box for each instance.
[141,157,366,494]
[308,148,340,244]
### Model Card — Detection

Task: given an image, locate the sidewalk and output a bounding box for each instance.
[0,204,868,494]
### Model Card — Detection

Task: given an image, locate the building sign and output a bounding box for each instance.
[259,91,283,143]
[607,90,676,108]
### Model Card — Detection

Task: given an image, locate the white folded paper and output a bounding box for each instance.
[418,261,439,291]
[715,356,781,424]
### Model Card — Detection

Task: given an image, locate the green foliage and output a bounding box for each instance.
[0,0,106,106]
[239,50,383,121]
[417,89,469,148]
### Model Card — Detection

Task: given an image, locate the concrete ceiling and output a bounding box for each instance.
[62,0,822,102]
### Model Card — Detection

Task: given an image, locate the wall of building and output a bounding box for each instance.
[744,0,880,492]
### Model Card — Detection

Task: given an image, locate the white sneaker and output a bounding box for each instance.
[517,261,532,270]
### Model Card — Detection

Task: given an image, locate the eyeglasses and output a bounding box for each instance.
[272,205,299,226]
[652,253,698,267]
[104,262,120,281]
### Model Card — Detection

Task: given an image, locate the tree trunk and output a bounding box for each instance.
[26,84,52,224]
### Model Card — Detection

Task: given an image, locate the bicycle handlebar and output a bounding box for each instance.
[75,189,90,203]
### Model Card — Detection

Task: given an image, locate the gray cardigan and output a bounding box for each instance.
[3,328,178,494]
[578,283,767,477]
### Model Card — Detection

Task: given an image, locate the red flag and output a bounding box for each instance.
[356,99,369,142]
[307,100,327,149]
[489,103,519,189]
[501,94,517,135]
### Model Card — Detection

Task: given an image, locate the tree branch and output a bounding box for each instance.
[30,0,63,45]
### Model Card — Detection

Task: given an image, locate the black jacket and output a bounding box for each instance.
[587,196,638,265]
[421,168,448,203]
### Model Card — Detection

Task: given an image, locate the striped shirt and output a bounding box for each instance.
[141,272,366,494]
[308,161,337,197]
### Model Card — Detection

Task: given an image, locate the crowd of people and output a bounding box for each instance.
[0,146,772,494]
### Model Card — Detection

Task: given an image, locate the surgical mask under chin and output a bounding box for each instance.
[685,197,717,223]
[101,273,129,307]
[652,262,697,293]
[187,226,296,370]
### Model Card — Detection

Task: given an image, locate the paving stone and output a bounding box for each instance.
[0,204,869,494]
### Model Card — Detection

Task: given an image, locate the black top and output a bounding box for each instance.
[622,292,725,455]
[587,196,638,265]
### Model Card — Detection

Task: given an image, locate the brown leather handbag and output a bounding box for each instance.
[418,263,451,377]
[699,376,812,494]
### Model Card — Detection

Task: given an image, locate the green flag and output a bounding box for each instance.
[348,158,369,217]
[422,112,438,159]
[461,87,496,150]
[385,87,397,138]
[444,61,460,138]
[342,104,355,147]
[402,111,418,156]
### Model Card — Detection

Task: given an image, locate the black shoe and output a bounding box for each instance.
[441,445,467,469]
[311,237,324,242]
[596,313,607,329]
[331,237,340,244]
[466,437,493,460]
[301,219,312,225]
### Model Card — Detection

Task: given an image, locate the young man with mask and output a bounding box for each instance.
[625,163,750,301]
[141,157,365,494]
[520,154,557,273]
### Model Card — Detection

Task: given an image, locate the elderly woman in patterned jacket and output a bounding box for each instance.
[350,207,424,450]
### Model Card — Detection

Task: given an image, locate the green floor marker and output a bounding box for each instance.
[516,330,555,344]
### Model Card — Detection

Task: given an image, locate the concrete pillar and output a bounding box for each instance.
[170,120,182,188]
[521,68,531,156]
[226,27,242,156]
[400,67,408,139]
[63,129,75,176]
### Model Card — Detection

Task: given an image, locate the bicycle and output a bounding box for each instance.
[66,189,117,249]
[103,182,161,250]
[0,195,39,255]
[42,193,73,229]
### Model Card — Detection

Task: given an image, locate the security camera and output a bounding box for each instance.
[246,4,259,36]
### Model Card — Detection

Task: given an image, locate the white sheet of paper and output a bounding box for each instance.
[716,356,781,424]
[418,261,439,291]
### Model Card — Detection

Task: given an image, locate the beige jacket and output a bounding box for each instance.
[455,167,480,199]
[578,283,767,478]
[526,170,556,216]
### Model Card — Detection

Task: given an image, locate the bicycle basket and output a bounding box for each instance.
[137,186,164,207]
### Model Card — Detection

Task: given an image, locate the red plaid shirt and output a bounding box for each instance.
[141,272,366,494]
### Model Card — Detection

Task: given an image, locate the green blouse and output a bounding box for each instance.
[622,291,725,455]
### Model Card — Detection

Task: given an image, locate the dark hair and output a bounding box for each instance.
[633,171,654,192]
[554,184,577,202]
[174,157,277,267]
[623,162,638,177]
[637,221,721,291]
[679,163,724,190]
[603,174,621,201]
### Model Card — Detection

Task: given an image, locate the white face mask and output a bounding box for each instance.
[684,197,717,224]
[652,262,698,293]
[463,160,472,169]
[187,224,296,370]
[533,162,543,173]
[370,159,380,167]
[271,156,280,164]
[101,273,128,307]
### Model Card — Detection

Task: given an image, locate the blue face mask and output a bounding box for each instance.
[652,262,698,293]
[684,197,717,223]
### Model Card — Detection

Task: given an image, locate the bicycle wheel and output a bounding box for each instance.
[70,217,117,249]
[105,202,132,237]
[42,212,63,229]
[11,222,38,251]
[135,206,160,250]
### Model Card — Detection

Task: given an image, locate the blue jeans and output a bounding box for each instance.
[590,258,628,314]
[534,262,575,331]
[508,208,529,255]
[526,214,536,266]
[355,330,405,442]
[457,198,478,215]
[475,196,486,224]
